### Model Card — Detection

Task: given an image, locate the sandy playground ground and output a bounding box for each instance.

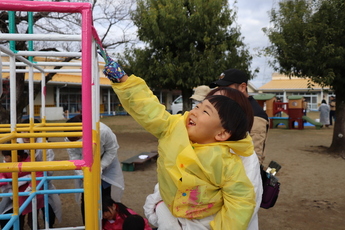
[46,112,345,229]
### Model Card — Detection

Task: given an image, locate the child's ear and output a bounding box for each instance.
[215,129,231,142]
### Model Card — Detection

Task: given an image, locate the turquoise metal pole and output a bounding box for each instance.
[28,11,34,62]
[8,11,16,52]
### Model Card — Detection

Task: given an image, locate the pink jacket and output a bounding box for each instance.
[0,157,44,215]
[102,208,151,230]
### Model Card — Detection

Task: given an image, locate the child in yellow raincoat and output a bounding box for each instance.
[101,58,255,230]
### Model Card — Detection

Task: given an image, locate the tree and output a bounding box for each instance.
[264,0,345,156]
[121,0,253,112]
[0,0,135,123]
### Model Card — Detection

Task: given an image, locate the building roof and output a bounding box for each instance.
[0,72,112,87]
[25,73,112,86]
[259,73,329,92]
[253,93,275,101]
[247,81,258,94]
[1,56,112,87]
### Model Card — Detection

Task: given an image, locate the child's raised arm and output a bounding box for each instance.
[100,55,177,138]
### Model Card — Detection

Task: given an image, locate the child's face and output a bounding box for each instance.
[22,135,36,143]
[3,155,11,163]
[2,154,26,163]
[186,99,225,144]
[102,204,117,220]
[21,131,37,143]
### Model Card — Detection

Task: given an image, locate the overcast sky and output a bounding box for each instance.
[112,1,277,88]
[232,0,277,88]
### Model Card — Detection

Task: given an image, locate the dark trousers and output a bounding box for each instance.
[80,185,111,224]
[0,209,35,230]
[329,111,336,125]
[41,204,56,228]
[0,204,54,229]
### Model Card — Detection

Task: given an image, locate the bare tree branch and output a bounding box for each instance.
[0,0,137,123]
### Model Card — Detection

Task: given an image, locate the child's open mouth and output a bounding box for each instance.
[188,119,196,126]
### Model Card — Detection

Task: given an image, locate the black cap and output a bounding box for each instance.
[209,69,248,88]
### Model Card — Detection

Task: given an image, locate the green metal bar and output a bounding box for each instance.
[8,11,16,52]
[28,11,34,62]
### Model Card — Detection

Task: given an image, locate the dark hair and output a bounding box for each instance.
[66,115,82,123]
[1,150,28,161]
[21,118,41,123]
[205,95,248,141]
[322,99,327,104]
[65,115,83,136]
[1,150,12,157]
[207,87,253,131]
[102,196,131,220]
[122,214,145,230]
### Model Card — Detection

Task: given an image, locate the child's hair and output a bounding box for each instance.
[122,214,145,230]
[207,87,254,131]
[21,118,41,124]
[66,114,82,123]
[102,196,132,220]
[1,149,28,161]
[65,115,82,137]
[205,95,248,141]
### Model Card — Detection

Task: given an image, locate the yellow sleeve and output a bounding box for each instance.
[111,75,174,138]
[210,158,256,230]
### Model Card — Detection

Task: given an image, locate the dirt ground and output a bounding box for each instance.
[49,112,345,229]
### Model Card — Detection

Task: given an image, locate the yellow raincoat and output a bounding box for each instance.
[112,76,255,229]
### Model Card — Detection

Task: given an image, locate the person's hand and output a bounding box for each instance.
[24,186,32,193]
[98,52,126,83]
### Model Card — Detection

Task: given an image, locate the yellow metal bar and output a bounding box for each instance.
[0,126,82,132]
[41,119,48,162]
[0,160,78,173]
[28,119,38,192]
[12,170,19,216]
[94,124,101,229]
[10,147,20,217]
[84,125,101,229]
[0,122,83,128]
[42,141,47,162]
[0,142,82,150]
[38,123,83,127]
[0,132,83,139]
[84,169,96,229]
[0,133,16,143]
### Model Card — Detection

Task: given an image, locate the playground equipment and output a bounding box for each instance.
[287,95,305,129]
[0,1,105,229]
[253,94,322,130]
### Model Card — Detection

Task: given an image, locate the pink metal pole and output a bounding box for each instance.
[0,0,94,169]
[0,1,89,13]
[81,7,94,168]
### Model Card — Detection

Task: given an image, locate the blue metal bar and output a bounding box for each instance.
[0,188,84,198]
[43,171,49,229]
[0,175,83,183]
[2,214,19,230]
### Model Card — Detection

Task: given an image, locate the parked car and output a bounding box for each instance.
[170,95,196,114]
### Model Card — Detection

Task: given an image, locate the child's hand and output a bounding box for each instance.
[98,52,126,83]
